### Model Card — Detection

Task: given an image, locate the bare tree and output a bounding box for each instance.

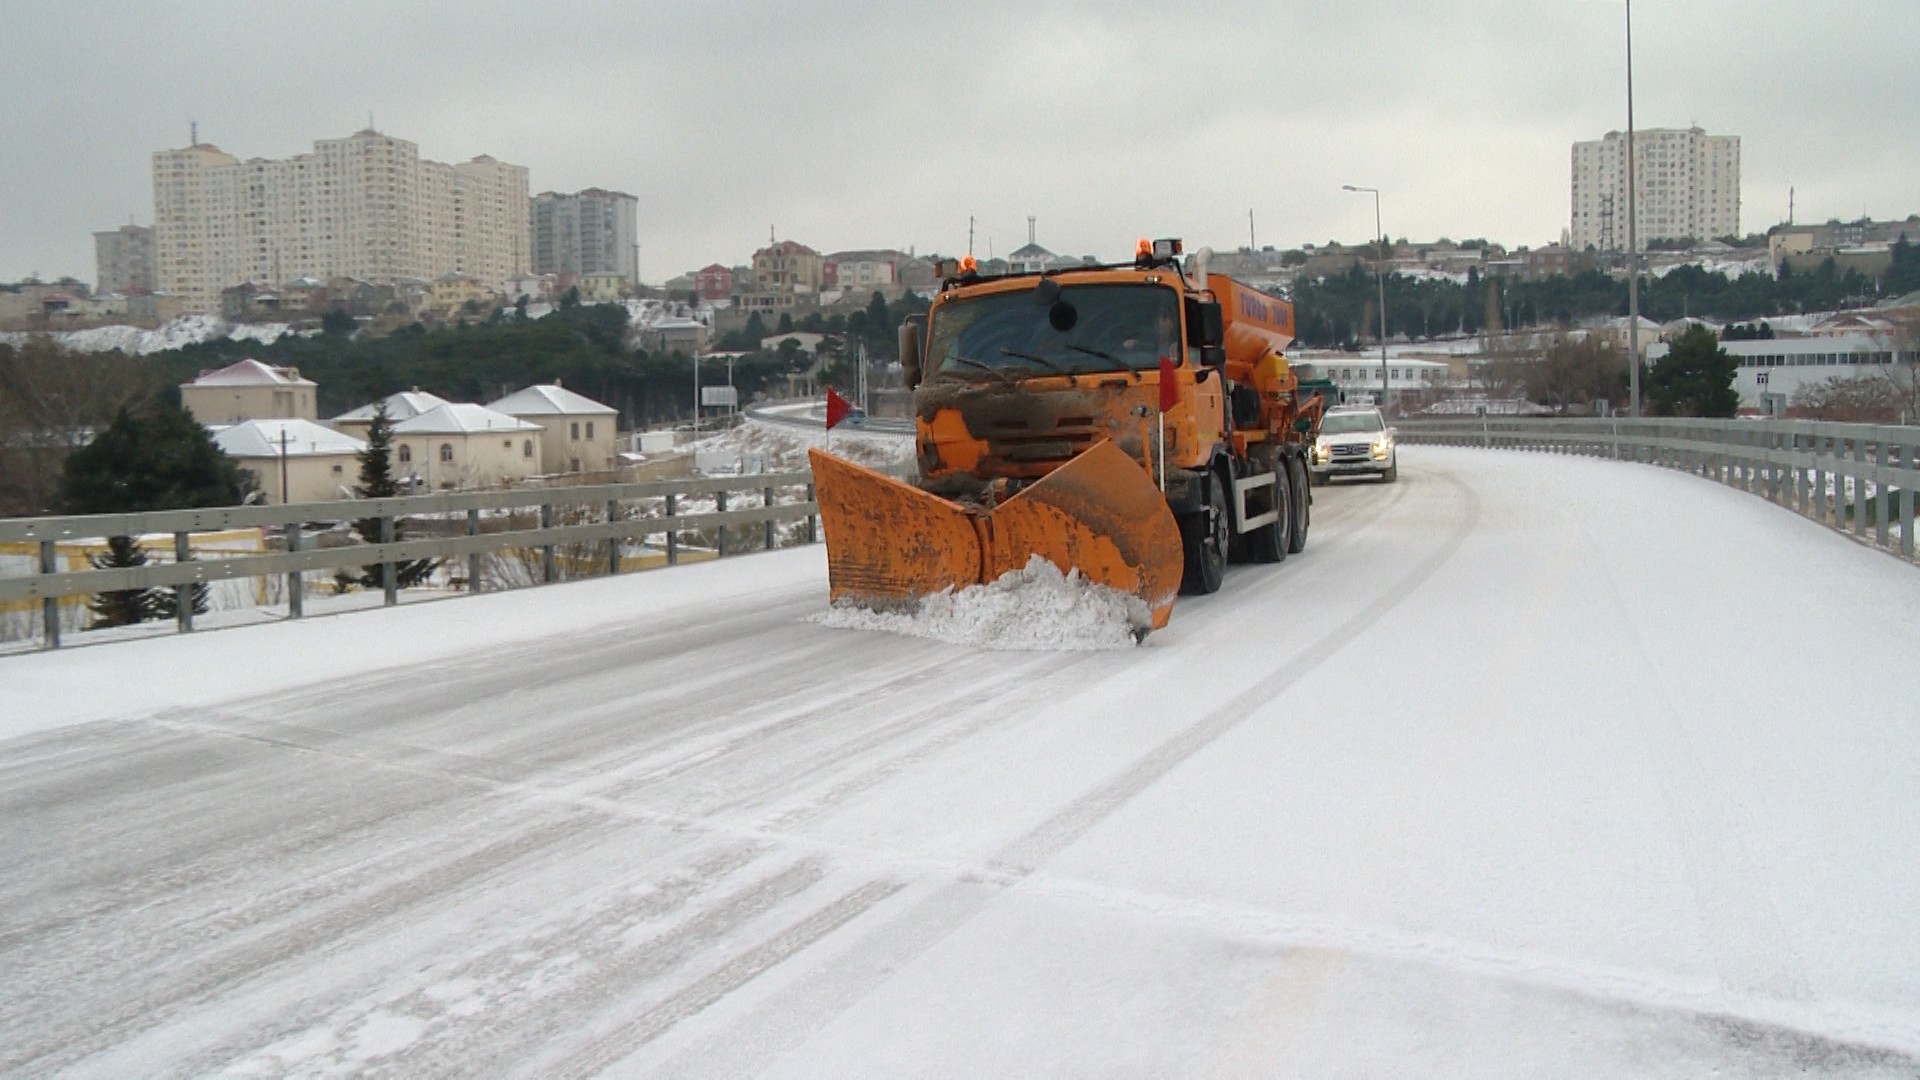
[1871,308,1920,423]
[1791,374,1904,423]
[1521,332,1629,415]
[0,337,158,515]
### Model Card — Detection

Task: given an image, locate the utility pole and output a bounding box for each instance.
[278,428,290,503]
[1343,185,1390,412]
[1625,0,1642,417]
[1249,208,1256,251]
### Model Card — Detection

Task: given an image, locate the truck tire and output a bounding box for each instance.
[1180,469,1229,594]
[1245,460,1289,564]
[1286,454,1310,554]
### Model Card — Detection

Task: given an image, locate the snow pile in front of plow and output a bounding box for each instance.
[813,555,1150,650]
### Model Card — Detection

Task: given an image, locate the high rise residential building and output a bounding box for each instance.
[531,189,639,283]
[93,224,155,295]
[1570,126,1740,254]
[151,129,530,313]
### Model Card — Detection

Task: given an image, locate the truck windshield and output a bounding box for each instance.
[926,283,1181,377]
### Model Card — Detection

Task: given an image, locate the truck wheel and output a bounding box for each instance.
[1180,470,1229,594]
[1286,455,1310,554]
[1245,460,1289,564]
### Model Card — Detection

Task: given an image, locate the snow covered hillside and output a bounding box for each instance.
[2,448,1918,1076]
[0,313,308,354]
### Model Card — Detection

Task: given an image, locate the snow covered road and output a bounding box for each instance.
[4,447,1918,1076]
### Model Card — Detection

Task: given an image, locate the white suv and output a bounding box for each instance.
[1310,405,1397,484]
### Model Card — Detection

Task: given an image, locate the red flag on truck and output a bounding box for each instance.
[1158,356,1179,413]
[825,387,852,430]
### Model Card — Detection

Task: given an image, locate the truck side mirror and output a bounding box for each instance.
[900,315,925,389]
[1184,298,1224,349]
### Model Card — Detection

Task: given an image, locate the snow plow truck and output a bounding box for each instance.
[808,238,1325,634]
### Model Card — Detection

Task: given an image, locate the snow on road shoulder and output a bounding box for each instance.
[812,555,1148,651]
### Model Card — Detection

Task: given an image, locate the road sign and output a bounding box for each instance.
[700,385,738,407]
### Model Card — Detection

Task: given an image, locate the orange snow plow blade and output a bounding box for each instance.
[808,442,1183,630]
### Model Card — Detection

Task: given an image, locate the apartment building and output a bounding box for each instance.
[93,225,154,295]
[531,189,639,283]
[1570,127,1740,253]
[151,129,529,313]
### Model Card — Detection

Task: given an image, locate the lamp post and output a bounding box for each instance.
[1624,0,1641,417]
[1342,184,1390,411]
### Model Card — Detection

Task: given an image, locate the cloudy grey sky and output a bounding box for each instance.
[3,0,1914,285]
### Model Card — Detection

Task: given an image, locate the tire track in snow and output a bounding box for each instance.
[5,807,605,1077]
[992,467,1475,874]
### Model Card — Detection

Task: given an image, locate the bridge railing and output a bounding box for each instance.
[1398,416,1920,563]
[0,468,824,652]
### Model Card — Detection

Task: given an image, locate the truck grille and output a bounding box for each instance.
[988,416,1099,466]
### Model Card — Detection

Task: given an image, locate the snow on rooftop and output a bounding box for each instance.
[392,403,541,435]
[210,418,365,458]
[333,390,453,423]
[189,357,313,386]
[487,383,615,416]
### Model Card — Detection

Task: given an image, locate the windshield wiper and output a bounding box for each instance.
[1062,343,1120,364]
[998,347,1066,373]
[946,355,1019,384]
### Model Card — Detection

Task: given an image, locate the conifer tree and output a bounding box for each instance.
[338,404,438,591]
[85,535,162,628]
[62,401,241,630]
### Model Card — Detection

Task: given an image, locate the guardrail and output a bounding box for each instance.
[1,469,823,651]
[1399,416,1920,562]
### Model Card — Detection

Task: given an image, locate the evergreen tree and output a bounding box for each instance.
[61,401,240,629]
[61,401,245,514]
[338,404,437,591]
[85,535,163,629]
[1646,324,1740,417]
[321,308,357,336]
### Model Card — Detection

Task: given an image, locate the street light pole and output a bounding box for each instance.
[1625,0,1642,417]
[691,353,700,440]
[1343,184,1390,411]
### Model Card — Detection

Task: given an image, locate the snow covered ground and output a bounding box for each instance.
[3,448,1918,1076]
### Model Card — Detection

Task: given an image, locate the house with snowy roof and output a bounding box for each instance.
[641,315,709,355]
[210,419,366,504]
[331,389,455,439]
[180,358,318,425]
[488,382,619,474]
[390,404,544,490]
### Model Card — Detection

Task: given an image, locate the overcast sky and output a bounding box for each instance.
[3,0,1915,286]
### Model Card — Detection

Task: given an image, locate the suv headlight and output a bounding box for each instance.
[1370,437,1389,460]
